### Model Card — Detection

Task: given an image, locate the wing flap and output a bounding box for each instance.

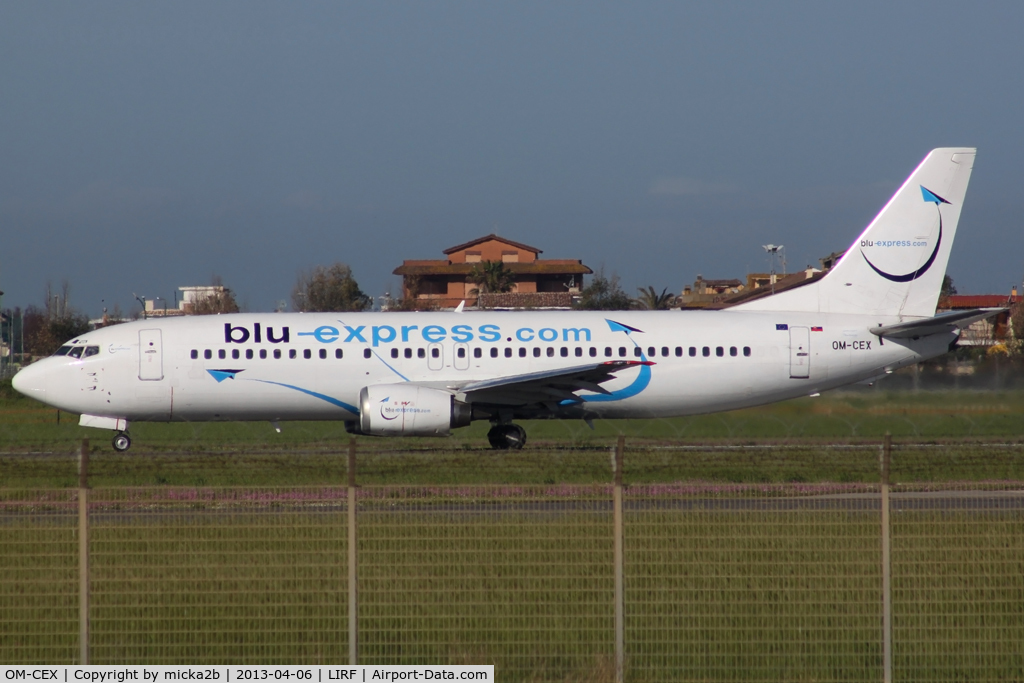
[458,360,653,406]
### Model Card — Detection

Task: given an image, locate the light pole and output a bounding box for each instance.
[135,294,147,320]
[762,244,784,295]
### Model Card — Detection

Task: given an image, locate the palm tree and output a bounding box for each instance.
[635,286,675,310]
[468,261,517,296]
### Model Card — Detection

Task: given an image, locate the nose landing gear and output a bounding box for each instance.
[487,423,527,450]
[112,432,132,452]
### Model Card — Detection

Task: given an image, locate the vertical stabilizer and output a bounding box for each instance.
[734,148,975,318]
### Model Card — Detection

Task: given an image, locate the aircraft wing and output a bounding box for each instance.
[869,308,1006,339]
[451,360,653,407]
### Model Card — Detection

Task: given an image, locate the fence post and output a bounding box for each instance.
[78,438,90,665]
[348,438,358,666]
[613,435,625,683]
[880,432,892,683]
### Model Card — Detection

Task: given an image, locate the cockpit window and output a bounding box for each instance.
[83,346,100,358]
[54,346,73,356]
[68,347,85,359]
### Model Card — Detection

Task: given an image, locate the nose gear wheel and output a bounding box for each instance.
[112,432,132,452]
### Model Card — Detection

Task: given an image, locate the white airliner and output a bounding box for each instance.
[14,148,999,451]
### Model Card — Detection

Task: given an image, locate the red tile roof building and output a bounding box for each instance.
[393,234,592,309]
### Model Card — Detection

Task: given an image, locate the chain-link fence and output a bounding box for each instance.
[2,440,1023,681]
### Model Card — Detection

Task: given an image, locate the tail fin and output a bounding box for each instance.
[734,148,976,318]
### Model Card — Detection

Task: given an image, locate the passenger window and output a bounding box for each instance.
[418,348,426,359]
[232,349,240,360]
[457,347,466,359]
[702,347,710,357]
[69,347,84,358]
[547,347,554,357]
[218,350,226,360]
[261,349,268,359]
[575,347,583,357]
[689,347,696,357]
[364,349,372,359]
[533,348,541,357]
[560,347,568,357]
[335,349,343,359]
[490,348,499,358]
[473,348,481,359]
[661,347,669,357]
[319,349,327,359]
[505,348,513,358]
[647,347,656,356]
[675,347,683,357]
[589,347,597,357]
[274,349,281,359]
[391,348,400,359]
[743,346,751,357]
[205,349,213,360]
[634,347,642,358]
[716,347,724,357]
[605,347,613,357]
[407,348,415,359]
[618,347,626,357]
[190,349,198,360]
[431,348,439,358]
[83,346,100,357]
[730,346,737,357]
[519,348,527,357]
[246,349,254,360]
[289,349,297,359]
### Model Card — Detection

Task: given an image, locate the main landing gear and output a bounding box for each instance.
[487,423,527,450]
[112,432,132,452]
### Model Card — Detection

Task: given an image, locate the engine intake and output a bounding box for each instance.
[359,384,471,436]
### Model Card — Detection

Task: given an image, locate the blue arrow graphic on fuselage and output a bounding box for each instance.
[572,359,653,404]
[562,318,653,404]
[207,369,244,383]
[251,379,359,415]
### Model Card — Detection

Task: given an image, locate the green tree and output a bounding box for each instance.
[24,282,91,356]
[468,260,517,297]
[635,286,676,310]
[292,263,370,312]
[941,275,957,299]
[574,268,634,310]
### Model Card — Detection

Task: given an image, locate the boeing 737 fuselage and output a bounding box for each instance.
[13,148,996,450]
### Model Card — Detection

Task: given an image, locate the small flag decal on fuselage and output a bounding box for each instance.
[811,326,823,332]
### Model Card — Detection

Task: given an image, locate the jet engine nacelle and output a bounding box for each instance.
[359,384,471,437]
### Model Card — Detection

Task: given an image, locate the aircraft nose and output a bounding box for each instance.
[11,362,48,400]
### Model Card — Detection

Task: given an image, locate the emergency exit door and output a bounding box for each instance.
[789,327,810,379]
[139,329,164,380]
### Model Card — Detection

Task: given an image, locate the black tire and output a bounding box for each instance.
[112,433,131,452]
[487,426,507,449]
[487,424,527,450]
[506,424,527,449]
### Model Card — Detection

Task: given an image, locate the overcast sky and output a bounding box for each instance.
[2,1,1023,316]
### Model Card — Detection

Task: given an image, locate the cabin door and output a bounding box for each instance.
[138,329,164,381]
[789,327,810,379]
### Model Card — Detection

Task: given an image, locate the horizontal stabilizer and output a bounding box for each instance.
[869,308,1005,339]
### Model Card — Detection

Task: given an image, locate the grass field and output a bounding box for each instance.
[3,383,1023,678]
[3,383,1024,486]
[2,486,1022,680]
